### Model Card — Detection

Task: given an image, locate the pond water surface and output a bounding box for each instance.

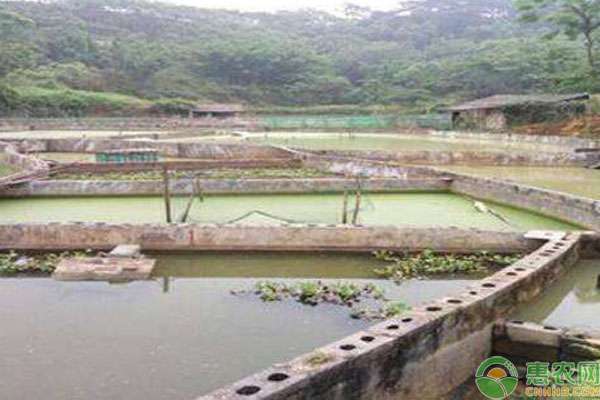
[0,192,578,230]
[512,260,600,330]
[0,252,481,400]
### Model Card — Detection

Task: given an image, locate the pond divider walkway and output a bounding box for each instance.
[53,244,155,282]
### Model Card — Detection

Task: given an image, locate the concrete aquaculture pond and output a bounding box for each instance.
[0,125,599,400]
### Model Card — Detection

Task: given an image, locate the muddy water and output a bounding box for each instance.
[512,260,600,329]
[0,252,479,400]
[0,192,578,230]
[444,166,600,200]
[242,132,567,153]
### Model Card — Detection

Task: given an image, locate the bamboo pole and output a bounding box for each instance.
[162,166,172,223]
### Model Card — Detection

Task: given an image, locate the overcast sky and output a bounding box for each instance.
[161,0,400,14]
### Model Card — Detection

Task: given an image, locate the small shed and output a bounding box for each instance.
[95,149,160,164]
[188,104,245,119]
[446,93,590,131]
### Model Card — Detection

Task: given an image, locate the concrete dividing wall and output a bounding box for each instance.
[493,320,600,365]
[200,233,582,400]
[448,172,600,231]
[425,130,600,149]
[55,158,300,173]
[0,141,49,185]
[301,152,446,178]
[306,148,590,166]
[8,138,291,160]
[0,177,450,197]
[0,224,541,253]
[0,117,257,131]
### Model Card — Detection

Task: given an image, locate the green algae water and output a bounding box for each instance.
[445,166,600,200]
[0,252,480,400]
[512,260,600,329]
[0,192,578,230]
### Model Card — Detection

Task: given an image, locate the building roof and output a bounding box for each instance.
[446,93,590,112]
[192,104,245,113]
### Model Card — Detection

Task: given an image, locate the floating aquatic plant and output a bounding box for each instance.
[234,280,410,321]
[0,250,90,275]
[373,249,521,282]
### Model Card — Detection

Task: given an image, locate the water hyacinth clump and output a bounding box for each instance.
[233,280,408,321]
[0,251,90,275]
[373,249,521,282]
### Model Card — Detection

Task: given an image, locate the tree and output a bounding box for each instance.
[515,0,600,72]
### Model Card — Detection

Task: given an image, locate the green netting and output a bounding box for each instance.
[260,114,452,130]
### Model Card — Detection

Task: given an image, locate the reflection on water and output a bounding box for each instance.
[444,166,600,200]
[0,252,481,400]
[0,192,578,231]
[512,260,600,329]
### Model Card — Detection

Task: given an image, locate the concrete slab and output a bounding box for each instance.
[524,230,566,241]
[109,244,141,258]
[53,256,155,282]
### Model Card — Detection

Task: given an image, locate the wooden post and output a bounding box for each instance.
[162,166,172,223]
[352,190,362,225]
[352,178,362,225]
[342,190,349,224]
[597,274,600,290]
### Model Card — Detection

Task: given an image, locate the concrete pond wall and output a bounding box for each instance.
[0,117,257,131]
[199,232,583,400]
[301,153,600,231]
[447,171,600,231]
[0,224,541,253]
[0,177,450,198]
[6,138,291,160]
[305,148,593,167]
[0,141,49,185]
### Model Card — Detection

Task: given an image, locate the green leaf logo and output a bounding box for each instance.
[475,356,519,400]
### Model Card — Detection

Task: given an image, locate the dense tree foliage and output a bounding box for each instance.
[515,0,600,71]
[0,0,598,116]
